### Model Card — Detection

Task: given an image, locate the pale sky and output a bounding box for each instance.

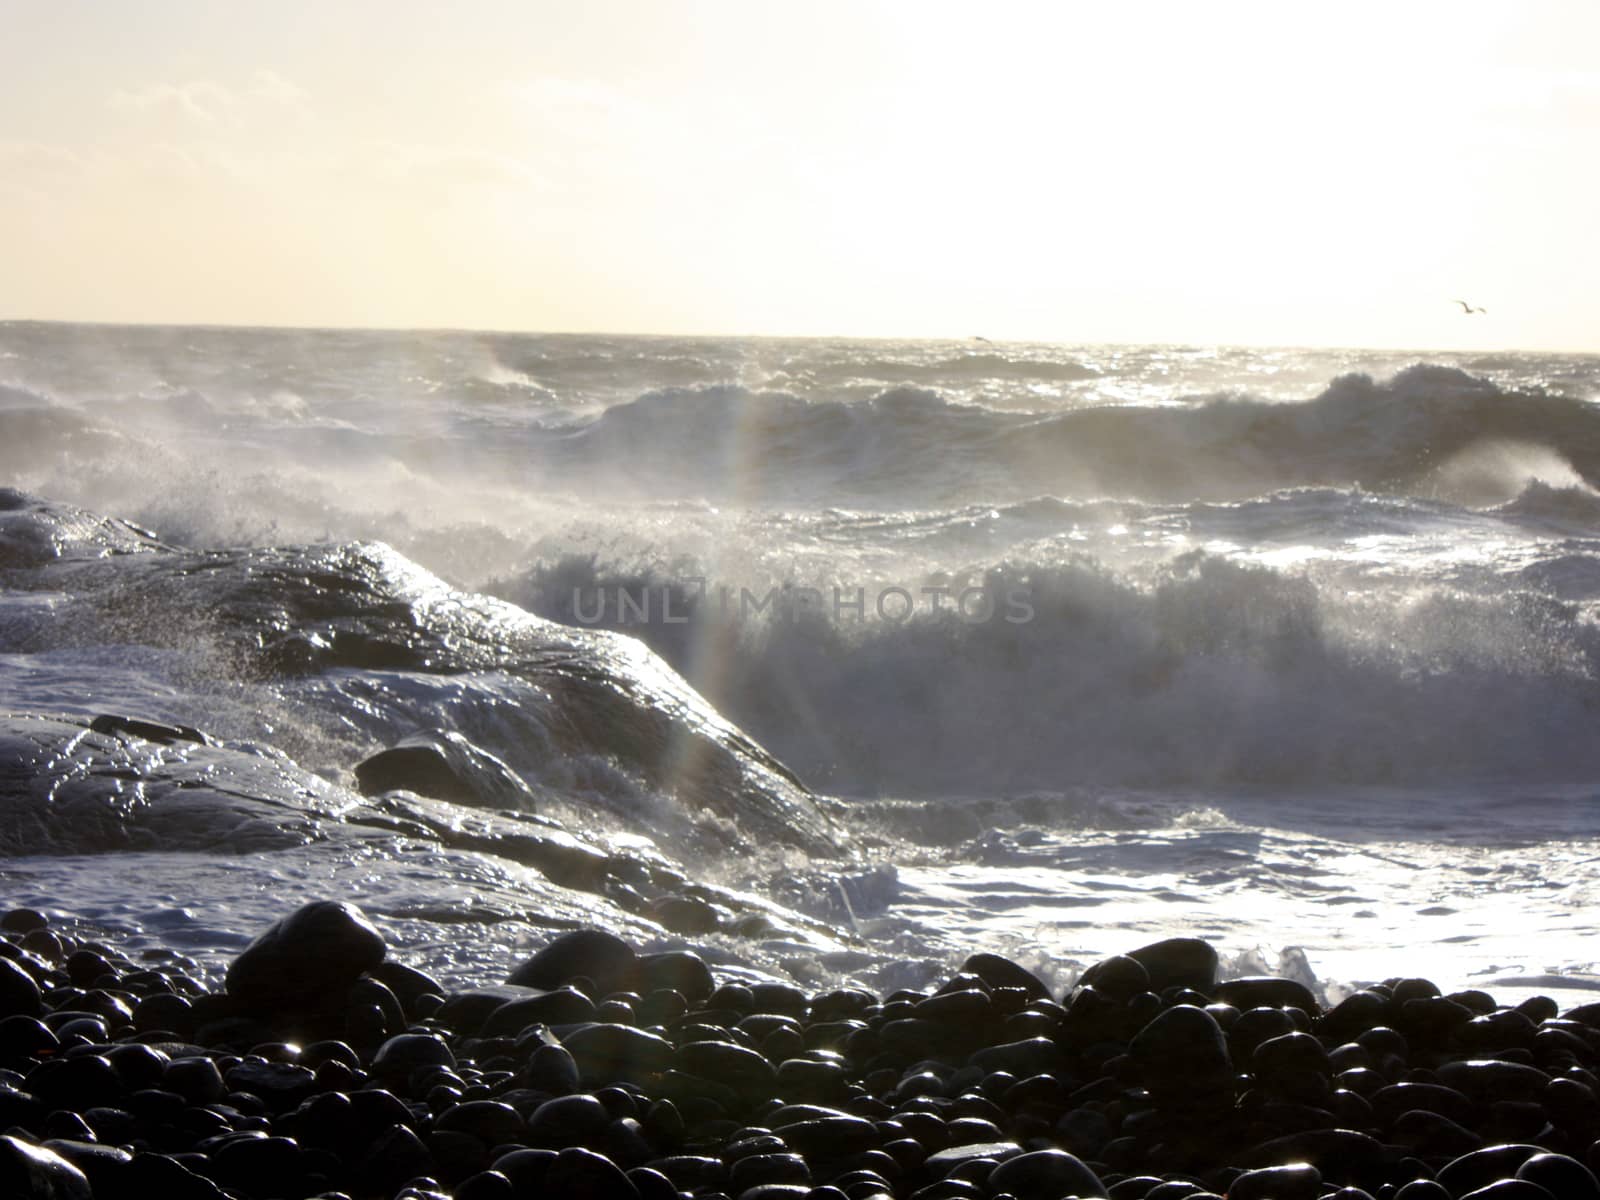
[3,1,1597,350]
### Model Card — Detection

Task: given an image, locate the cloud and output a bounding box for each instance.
[109,70,310,126]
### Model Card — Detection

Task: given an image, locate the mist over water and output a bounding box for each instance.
[5,320,1600,998]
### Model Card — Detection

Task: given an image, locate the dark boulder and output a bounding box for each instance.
[226,900,386,1012]
[354,729,538,810]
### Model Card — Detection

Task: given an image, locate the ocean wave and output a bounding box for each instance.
[525,365,1600,506]
[493,546,1600,795]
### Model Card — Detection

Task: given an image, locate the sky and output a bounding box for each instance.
[2,0,1597,350]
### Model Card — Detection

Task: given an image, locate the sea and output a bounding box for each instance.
[3,321,1600,1009]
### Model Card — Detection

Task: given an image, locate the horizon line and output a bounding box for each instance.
[2,315,1596,360]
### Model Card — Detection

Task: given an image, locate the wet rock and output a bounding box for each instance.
[921,1141,1023,1177]
[225,901,386,1012]
[372,1033,457,1076]
[524,1042,582,1093]
[777,1115,880,1158]
[508,930,638,995]
[224,1060,317,1110]
[354,729,538,810]
[1129,1005,1233,1099]
[0,1015,57,1063]
[1456,1182,1557,1199]
[562,1023,674,1085]
[1436,1059,1550,1103]
[1243,1129,1383,1182]
[1228,1162,1322,1200]
[543,1145,640,1198]
[1,909,49,934]
[676,1040,778,1102]
[455,1169,516,1200]
[38,1140,131,1195]
[985,1148,1107,1198]
[438,1100,526,1146]
[27,1055,124,1110]
[1078,955,1150,1002]
[1214,976,1318,1013]
[164,1056,227,1105]
[968,1037,1067,1077]
[960,954,1051,1001]
[483,987,597,1035]
[362,1125,435,1195]
[0,959,43,1020]
[1125,937,1219,994]
[0,1135,93,1200]
[527,1093,612,1144]
[635,951,715,1003]
[649,895,720,934]
[730,1152,810,1190]
[1515,1152,1600,1199]
[1392,1182,1451,1200]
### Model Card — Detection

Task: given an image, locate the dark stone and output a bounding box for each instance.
[959,954,1051,1001]
[1125,937,1219,994]
[527,1094,611,1144]
[352,727,536,809]
[225,901,386,1012]
[675,1040,778,1101]
[626,1165,678,1200]
[1214,976,1319,1013]
[644,1155,726,1188]
[543,1145,640,1199]
[1436,1060,1550,1103]
[730,1152,810,1190]
[125,1151,230,1200]
[562,1024,674,1085]
[362,1124,435,1194]
[212,1134,305,1195]
[438,1101,526,1146]
[635,952,714,1004]
[1393,1182,1451,1200]
[132,992,194,1036]
[967,1037,1067,1077]
[1370,1081,1475,1126]
[483,988,597,1035]
[649,895,720,934]
[507,931,637,996]
[1,910,49,934]
[523,1043,581,1093]
[1077,955,1149,1002]
[491,1147,558,1192]
[373,1033,457,1075]
[921,1141,1023,1177]
[1227,1162,1322,1200]
[455,1169,515,1200]
[27,1054,124,1110]
[1456,1182,1557,1200]
[0,1016,58,1062]
[1436,1144,1548,1195]
[777,1115,880,1158]
[436,985,545,1033]
[0,959,42,1020]
[1243,1129,1383,1181]
[39,1140,131,1195]
[984,1147,1106,1198]
[0,1135,92,1199]
[1129,1005,1233,1097]
[164,1056,228,1105]
[1515,1152,1600,1199]
[1251,1031,1331,1100]
[224,1060,317,1110]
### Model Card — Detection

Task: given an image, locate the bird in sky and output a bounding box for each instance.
[1453,299,1487,315]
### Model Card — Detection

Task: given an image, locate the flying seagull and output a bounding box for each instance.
[1453,299,1487,315]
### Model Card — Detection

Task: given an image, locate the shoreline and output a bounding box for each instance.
[2,901,1597,1199]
